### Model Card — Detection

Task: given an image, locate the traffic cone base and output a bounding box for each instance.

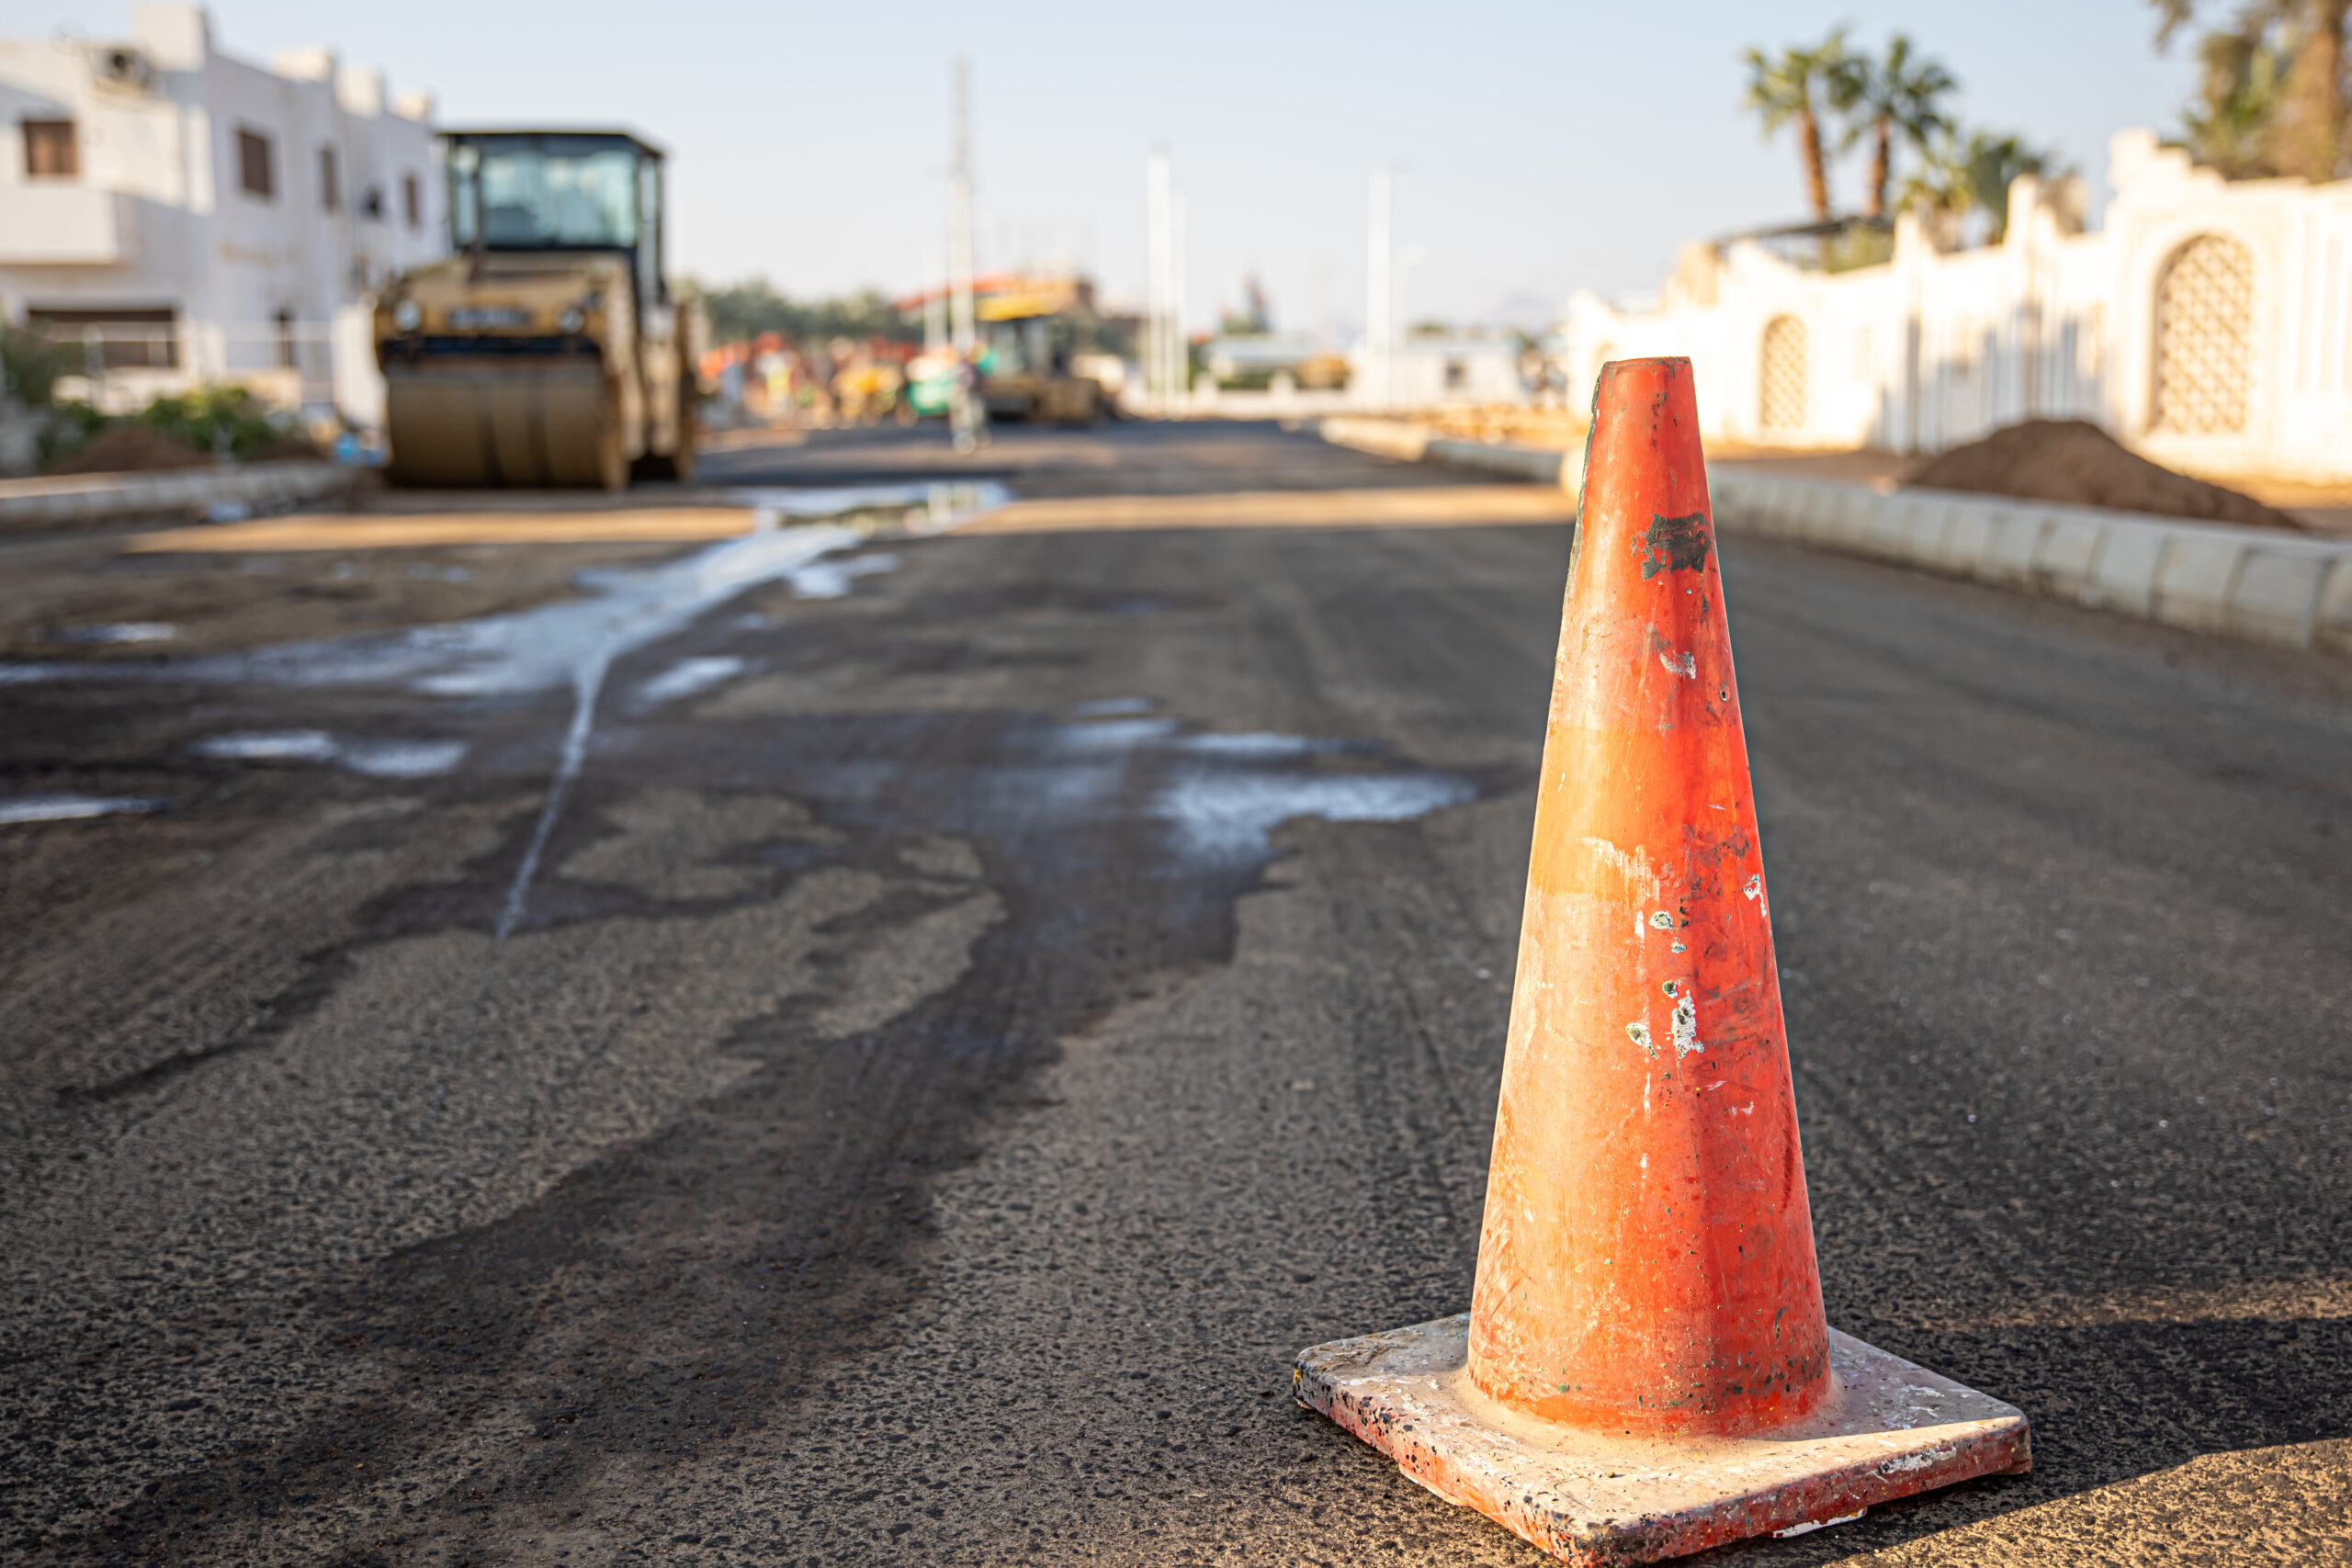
[1295,1316,2028,1566]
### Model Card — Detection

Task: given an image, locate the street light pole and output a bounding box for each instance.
[1366,167,1392,412]
[1147,151,1171,413]
[1170,192,1187,409]
[949,58,977,358]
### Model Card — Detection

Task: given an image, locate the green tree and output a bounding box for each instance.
[0,322,76,407]
[1828,34,1959,219]
[1901,130,2068,243]
[693,280,920,347]
[2181,27,2291,175]
[1961,133,2067,242]
[2152,0,2349,179]
[1742,29,1852,221]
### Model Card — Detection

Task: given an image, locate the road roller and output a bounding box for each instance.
[375,130,701,490]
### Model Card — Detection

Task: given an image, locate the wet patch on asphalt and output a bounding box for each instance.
[5,554,1511,1563]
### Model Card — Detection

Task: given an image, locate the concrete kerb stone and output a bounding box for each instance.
[1426,437,1567,485]
[1984,508,2052,588]
[2036,511,2110,599]
[1315,427,2352,657]
[2151,528,2251,635]
[2315,557,2352,655]
[1314,416,1434,465]
[2228,540,2339,647]
[1826,487,1879,550]
[0,459,358,529]
[2083,522,2165,616]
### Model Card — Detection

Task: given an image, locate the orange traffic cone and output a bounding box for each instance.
[1295,358,2028,1564]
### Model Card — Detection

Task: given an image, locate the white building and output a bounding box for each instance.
[1563,130,2352,483]
[0,6,442,427]
[1371,333,1527,408]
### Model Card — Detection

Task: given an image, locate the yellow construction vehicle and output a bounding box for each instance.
[976,274,1109,424]
[374,130,700,489]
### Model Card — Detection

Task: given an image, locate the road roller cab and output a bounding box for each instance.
[376,130,700,490]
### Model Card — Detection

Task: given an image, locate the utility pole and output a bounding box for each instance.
[1147,151,1173,413]
[949,57,977,356]
[924,241,947,354]
[947,58,986,453]
[1365,166,1393,412]
[1170,192,1187,407]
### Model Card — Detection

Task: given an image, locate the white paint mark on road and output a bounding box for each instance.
[781,553,898,600]
[1156,772,1475,863]
[1177,732,1329,760]
[59,622,175,644]
[634,656,748,708]
[195,730,466,779]
[0,794,160,825]
[195,730,340,762]
[339,739,469,778]
[727,480,1008,531]
[1053,716,1178,752]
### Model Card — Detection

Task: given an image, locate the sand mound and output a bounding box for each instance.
[43,423,214,477]
[1903,420,2300,532]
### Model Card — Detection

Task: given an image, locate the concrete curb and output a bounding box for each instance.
[1313,418,2351,657]
[0,461,362,530]
[1317,417,1566,484]
[1709,468,2352,656]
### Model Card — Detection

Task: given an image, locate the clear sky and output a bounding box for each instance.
[20,1,2202,338]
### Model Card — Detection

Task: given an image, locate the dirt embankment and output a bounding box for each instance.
[38,424,322,479]
[40,423,217,477]
[1903,420,2301,532]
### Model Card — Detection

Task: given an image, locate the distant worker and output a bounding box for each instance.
[950,347,990,455]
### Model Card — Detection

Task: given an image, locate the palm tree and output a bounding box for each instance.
[2152,0,2348,180]
[1961,134,2067,242]
[1829,35,1958,219]
[2180,27,2290,175]
[1900,130,2068,244]
[1741,29,1851,222]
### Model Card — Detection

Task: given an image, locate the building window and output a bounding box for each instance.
[26,307,179,370]
[237,128,275,199]
[2152,233,2254,434]
[23,118,78,178]
[1758,315,1808,431]
[319,145,339,211]
[402,172,421,230]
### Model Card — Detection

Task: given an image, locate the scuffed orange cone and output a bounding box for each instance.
[1293,359,2028,1566]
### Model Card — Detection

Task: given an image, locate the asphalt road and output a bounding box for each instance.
[3,421,2348,1566]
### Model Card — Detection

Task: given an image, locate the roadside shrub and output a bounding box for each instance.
[135,387,288,459]
[36,400,108,466]
[1,324,77,408]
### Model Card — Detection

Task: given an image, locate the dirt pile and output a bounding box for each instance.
[42,423,214,477]
[1903,420,2301,532]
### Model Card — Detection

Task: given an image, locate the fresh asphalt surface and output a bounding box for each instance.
[3,421,2348,1565]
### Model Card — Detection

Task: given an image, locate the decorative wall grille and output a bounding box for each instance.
[2153,234,2253,434]
[1758,315,1807,431]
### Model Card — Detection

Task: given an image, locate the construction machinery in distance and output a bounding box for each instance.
[899,273,1122,425]
[374,130,701,490]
